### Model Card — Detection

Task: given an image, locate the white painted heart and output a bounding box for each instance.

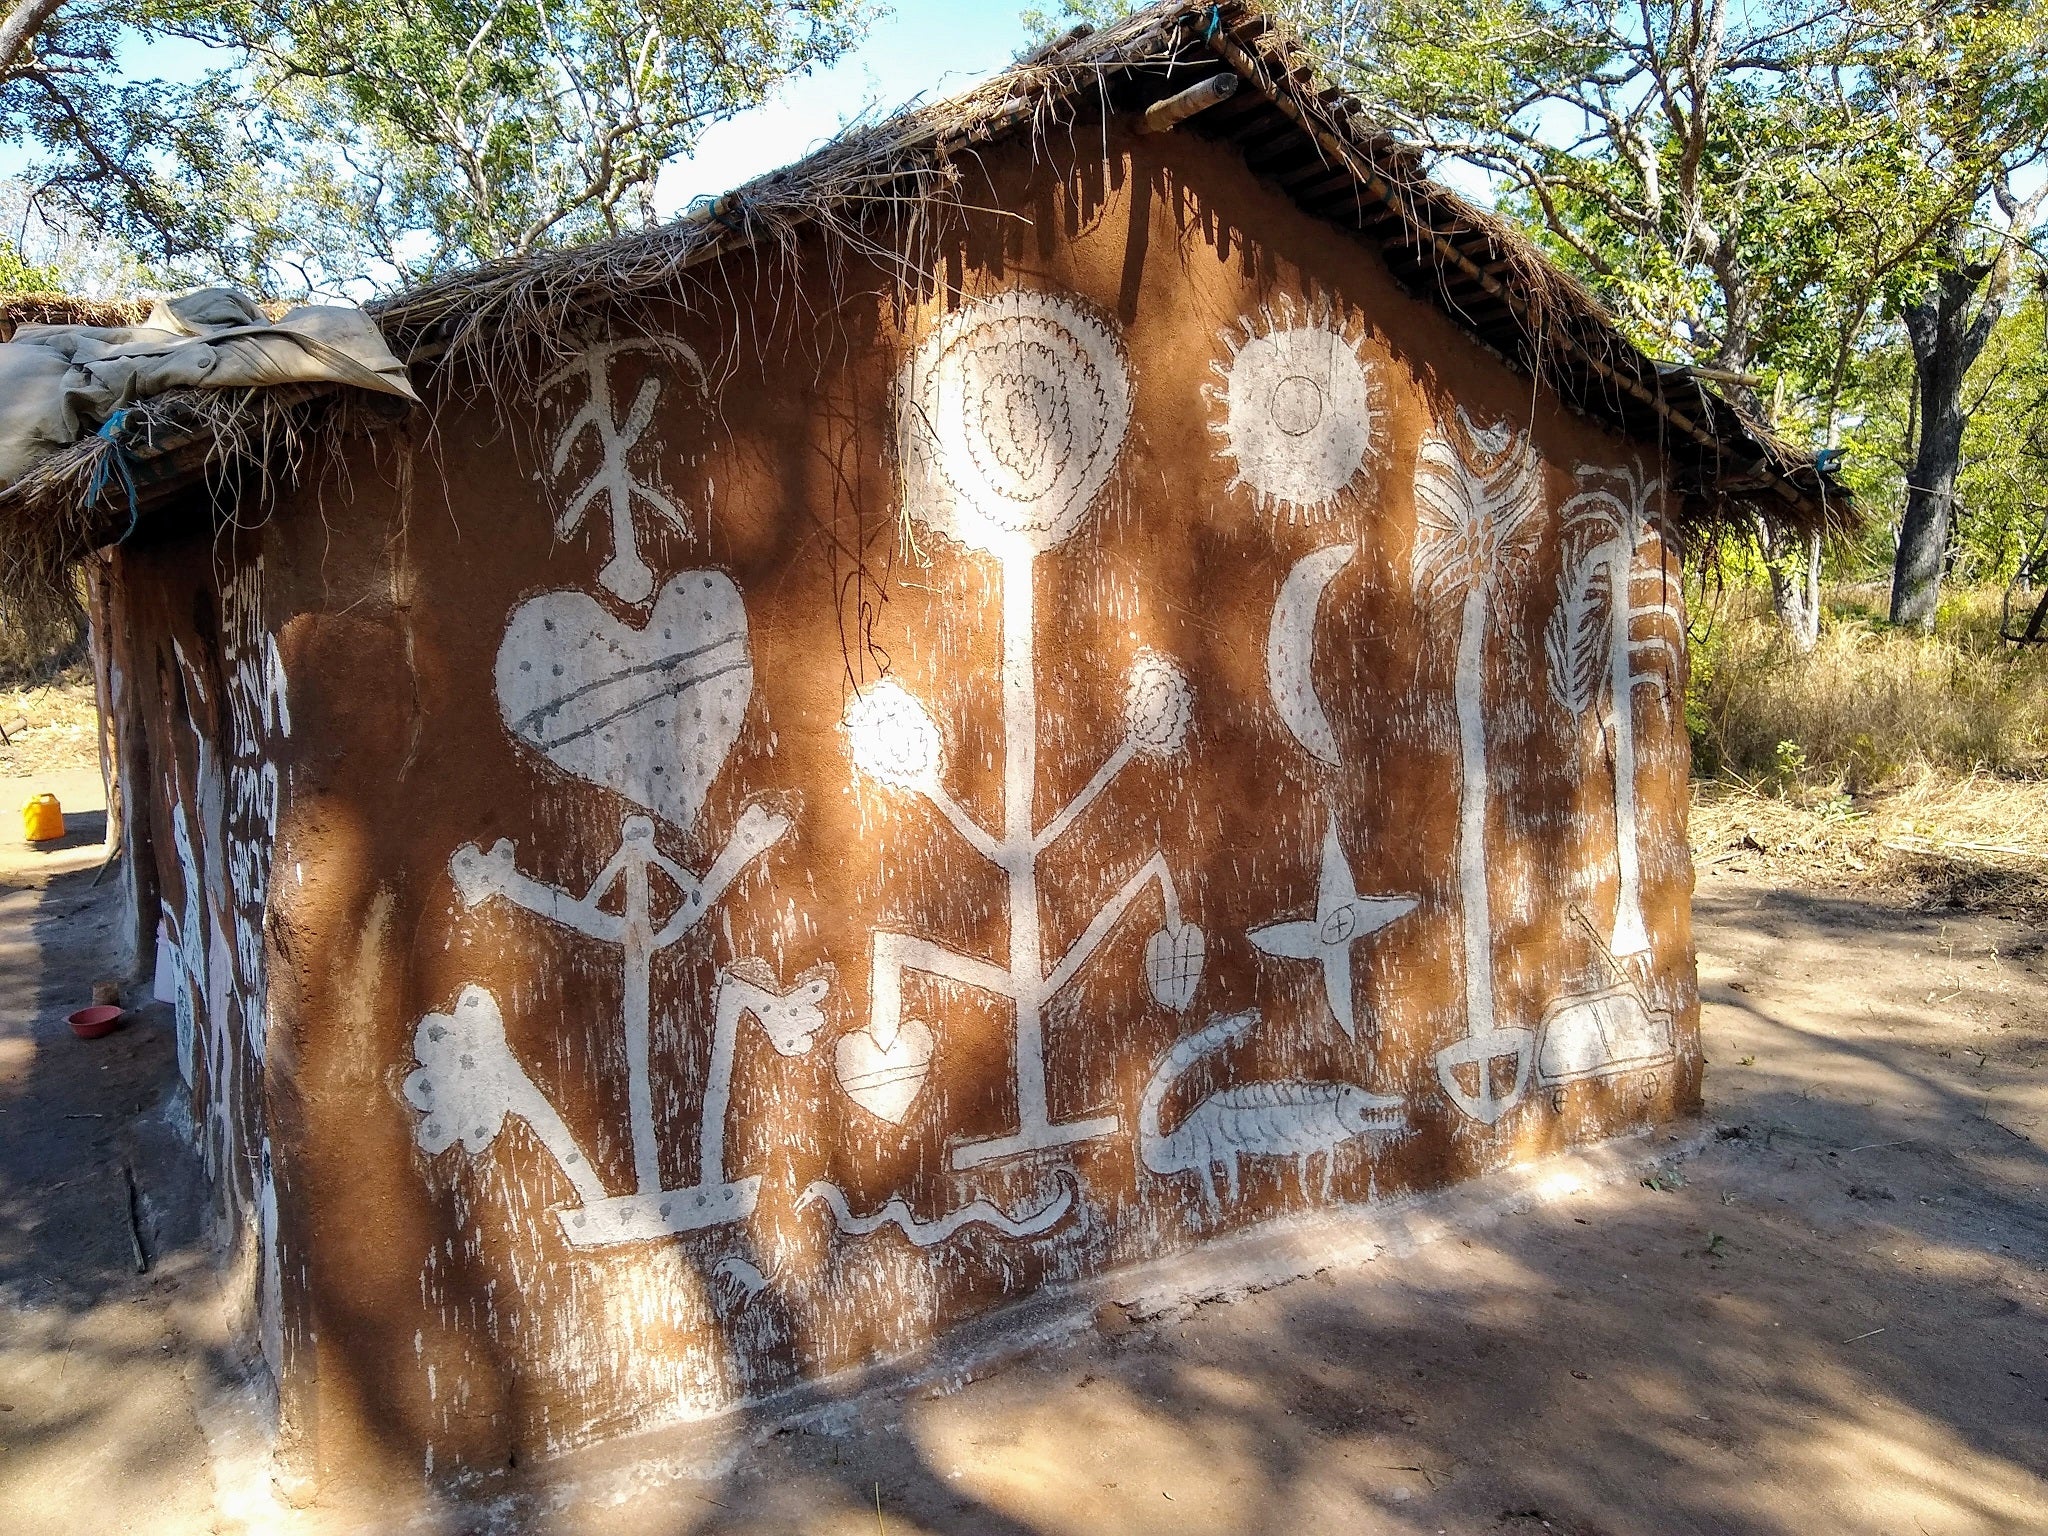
[1145,922,1206,1013]
[496,572,751,831]
[834,1017,934,1125]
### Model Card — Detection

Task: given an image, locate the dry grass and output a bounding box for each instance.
[1689,586,2048,788]
[0,587,86,688]
[1691,772,2048,918]
[1689,585,2048,916]
[0,665,99,778]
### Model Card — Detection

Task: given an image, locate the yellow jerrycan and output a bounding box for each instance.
[22,793,64,843]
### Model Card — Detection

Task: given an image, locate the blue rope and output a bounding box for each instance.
[84,409,141,543]
[1205,5,1223,41]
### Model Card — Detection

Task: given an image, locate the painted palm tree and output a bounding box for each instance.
[1545,462,1685,961]
[1411,409,1546,1126]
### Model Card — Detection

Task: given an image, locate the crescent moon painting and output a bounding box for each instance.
[1266,542,1356,766]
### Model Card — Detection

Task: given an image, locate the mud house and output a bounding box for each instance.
[0,0,1842,1500]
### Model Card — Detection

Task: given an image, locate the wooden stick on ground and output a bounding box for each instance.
[119,1163,147,1275]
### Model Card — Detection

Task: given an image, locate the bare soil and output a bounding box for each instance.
[1,836,2044,1533]
[0,670,100,780]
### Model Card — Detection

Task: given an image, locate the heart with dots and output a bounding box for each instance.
[494,572,752,831]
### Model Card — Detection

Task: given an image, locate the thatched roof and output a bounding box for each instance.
[0,0,1847,597]
[0,293,152,341]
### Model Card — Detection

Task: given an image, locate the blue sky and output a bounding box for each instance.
[656,1,1042,213]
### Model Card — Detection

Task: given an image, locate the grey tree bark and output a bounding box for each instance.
[1891,187,2044,630]
[1892,256,1997,629]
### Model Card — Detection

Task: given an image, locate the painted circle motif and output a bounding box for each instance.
[843,677,943,789]
[901,290,1132,554]
[1122,649,1193,758]
[1215,314,1379,519]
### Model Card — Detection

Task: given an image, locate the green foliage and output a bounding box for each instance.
[3,0,876,291]
[1,3,274,280]
[0,239,57,293]
[207,0,873,286]
[1307,0,2048,622]
[1020,0,1133,44]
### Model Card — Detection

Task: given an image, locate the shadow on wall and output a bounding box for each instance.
[283,142,1724,1508]
[434,885,2046,1535]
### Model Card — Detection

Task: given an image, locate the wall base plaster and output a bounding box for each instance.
[223,1119,1711,1531]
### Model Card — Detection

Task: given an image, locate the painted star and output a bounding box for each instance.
[1249,814,1417,1040]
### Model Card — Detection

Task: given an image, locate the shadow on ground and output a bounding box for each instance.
[398,877,2045,1536]
[0,850,242,1536]
[3,868,2046,1535]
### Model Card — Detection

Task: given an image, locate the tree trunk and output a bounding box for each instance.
[1893,247,2002,631]
[0,0,66,80]
[1762,524,1822,652]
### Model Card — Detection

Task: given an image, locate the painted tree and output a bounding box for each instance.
[1411,409,1544,1126]
[844,289,1203,1174]
[1545,463,1683,960]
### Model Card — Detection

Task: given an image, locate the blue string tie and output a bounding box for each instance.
[84,408,141,542]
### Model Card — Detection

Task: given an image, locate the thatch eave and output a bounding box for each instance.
[0,0,1850,595]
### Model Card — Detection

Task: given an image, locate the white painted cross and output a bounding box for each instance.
[542,339,704,604]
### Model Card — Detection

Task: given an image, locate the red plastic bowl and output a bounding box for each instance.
[67,1005,123,1039]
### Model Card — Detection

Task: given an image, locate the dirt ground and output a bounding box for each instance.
[1,822,2044,1533]
[0,669,102,780]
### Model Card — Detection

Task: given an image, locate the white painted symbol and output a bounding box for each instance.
[1412,410,1546,1126]
[849,289,1201,1174]
[1536,985,1675,1087]
[219,560,291,1065]
[405,985,602,1181]
[405,960,828,1249]
[1266,543,1356,766]
[1248,814,1417,1041]
[1207,299,1381,521]
[497,572,751,830]
[1535,909,1677,1087]
[834,1016,934,1125]
[407,567,832,1247]
[257,1137,282,1383]
[166,806,203,1086]
[1140,1011,1404,1215]
[900,288,1131,556]
[166,639,246,1202]
[1546,462,1683,960]
[797,1170,1077,1246]
[1144,921,1207,1013]
[435,803,795,1233]
[543,339,704,603]
[711,1256,771,1308]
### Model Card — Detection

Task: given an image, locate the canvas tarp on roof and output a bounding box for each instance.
[0,287,417,489]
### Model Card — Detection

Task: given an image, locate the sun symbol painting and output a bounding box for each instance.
[1207,297,1383,521]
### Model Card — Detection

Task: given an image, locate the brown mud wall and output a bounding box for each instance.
[110,517,291,1384]
[147,120,1699,1495]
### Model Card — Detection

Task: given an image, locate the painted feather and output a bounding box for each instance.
[1545,544,1610,718]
